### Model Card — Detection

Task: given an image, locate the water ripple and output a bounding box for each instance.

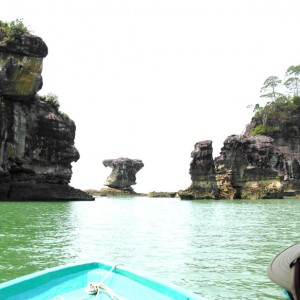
[1,198,299,299]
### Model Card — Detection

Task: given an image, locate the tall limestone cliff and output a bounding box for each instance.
[0,29,93,200]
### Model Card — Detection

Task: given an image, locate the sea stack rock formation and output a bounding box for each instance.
[179,140,219,200]
[0,30,93,200]
[214,135,284,199]
[179,136,285,200]
[99,157,144,196]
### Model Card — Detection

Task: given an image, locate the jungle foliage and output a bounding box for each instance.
[0,19,30,42]
[250,65,300,138]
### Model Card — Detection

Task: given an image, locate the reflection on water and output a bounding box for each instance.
[1,197,300,299]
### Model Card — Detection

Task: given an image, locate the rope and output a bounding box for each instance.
[100,264,119,284]
[81,264,124,300]
[86,282,124,300]
[53,264,124,300]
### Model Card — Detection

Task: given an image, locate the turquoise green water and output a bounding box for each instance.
[0,197,299,299]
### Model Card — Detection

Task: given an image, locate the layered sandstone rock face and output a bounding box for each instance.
[246,112,300,195]
[0,33,93,200]
[0,34,47,100]
[179,136,285,200]
[179,140,219,199]
[215,135,285,199]
[99,157,144,196]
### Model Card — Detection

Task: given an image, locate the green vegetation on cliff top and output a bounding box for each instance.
[250,65,300,138]
[0,19,30,42]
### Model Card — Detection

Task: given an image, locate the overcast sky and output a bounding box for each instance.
[2,0,300,193]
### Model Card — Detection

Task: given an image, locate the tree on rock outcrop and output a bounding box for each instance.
[260,76,283,102]
[284,65,300,97]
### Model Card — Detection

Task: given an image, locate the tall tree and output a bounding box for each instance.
[260,76,283,101]
[284,65,300,96]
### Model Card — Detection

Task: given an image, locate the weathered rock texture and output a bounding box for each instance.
[100,157,144,196]
[246,108,300,196]
[179,140,219,200]
[0,33,93,200]
[215,135,284,199]
[179,136,285,200]
[0,34,47,101]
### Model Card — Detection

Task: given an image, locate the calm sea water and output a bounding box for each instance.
[0,197,300,299]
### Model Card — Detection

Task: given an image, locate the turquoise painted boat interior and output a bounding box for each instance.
[0,262,204,300]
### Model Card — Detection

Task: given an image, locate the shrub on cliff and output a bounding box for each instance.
[251,124,281,136]
[250,95,300,138]
[45,93,60,109]
[0,19,30,42]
